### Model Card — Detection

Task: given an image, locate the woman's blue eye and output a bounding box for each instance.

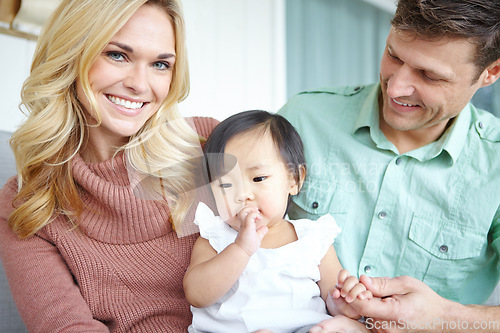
[107,51,125,61]
[153,62,170,70]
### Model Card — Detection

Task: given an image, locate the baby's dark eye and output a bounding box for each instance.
[253,176,267,182]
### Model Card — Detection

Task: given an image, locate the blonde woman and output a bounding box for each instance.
[0,0,218,332]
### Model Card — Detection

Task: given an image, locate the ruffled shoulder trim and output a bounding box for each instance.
[194,203,237,253]
[290,214,341,264]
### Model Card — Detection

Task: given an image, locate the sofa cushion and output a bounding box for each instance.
[0,131,16,187]
[0,130,27,332]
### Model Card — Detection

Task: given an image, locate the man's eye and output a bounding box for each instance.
[387,49,402,63]
[253,176,267,182]
[219,183,232,189]
[422,71,439,82]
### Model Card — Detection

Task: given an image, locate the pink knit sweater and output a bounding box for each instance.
[0,117,218,332]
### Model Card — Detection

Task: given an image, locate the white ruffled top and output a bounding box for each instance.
[189,203,342,333]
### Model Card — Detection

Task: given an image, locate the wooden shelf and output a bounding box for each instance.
[0,26,37,41]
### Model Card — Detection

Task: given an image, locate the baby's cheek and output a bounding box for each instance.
[225,216,241,231]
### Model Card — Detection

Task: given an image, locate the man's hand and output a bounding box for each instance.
[350,275,449,332]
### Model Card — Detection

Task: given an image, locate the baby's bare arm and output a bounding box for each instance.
[183,237,252,308]
[183,209,267,308]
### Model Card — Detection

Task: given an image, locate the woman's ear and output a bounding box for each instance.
[289,164,306,196]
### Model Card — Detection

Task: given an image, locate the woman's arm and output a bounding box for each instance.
[0,182,108,332]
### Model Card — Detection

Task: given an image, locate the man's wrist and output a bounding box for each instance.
[437,300,500,332]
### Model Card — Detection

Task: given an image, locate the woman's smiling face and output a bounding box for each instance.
[77,4,176,160]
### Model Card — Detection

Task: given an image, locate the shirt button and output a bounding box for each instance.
[478,122,484,129]
[395,157,402,165]
[354,86,361,91]
[439,245,449,253]
[378,211,387,219]
[312,202,319,209]
[364,265,372,273]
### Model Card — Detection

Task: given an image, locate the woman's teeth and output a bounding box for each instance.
[107,95,144,110]
[392,98,417,107]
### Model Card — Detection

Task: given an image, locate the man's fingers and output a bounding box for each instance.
[360,275,416,298]
[349,294,400,319]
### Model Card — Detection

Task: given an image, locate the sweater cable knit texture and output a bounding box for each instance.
[0,117,219,332]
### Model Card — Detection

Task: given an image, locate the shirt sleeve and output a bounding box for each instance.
[491,206,500,273]
[0,180,109,333]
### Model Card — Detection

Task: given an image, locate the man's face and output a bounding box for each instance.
[379,27,487,139]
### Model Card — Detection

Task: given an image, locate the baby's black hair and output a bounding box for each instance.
[204,110,306,189]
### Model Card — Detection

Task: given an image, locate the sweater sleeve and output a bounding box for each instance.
[189,116,220,141]
[0,180,109,333]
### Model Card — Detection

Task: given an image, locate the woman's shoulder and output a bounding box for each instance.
[0,177,18,221]
[187,116,220,140]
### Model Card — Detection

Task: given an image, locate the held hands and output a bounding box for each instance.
[350,275,449,333]
[312,275,451,333]
[234,207,268,256]
[308,270,373,333]
[327,269,373,319]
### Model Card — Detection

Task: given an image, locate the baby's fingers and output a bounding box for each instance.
[344,283,369,303]
[336,269,351,288]
[239,209,260,228]
[256,225,268,241]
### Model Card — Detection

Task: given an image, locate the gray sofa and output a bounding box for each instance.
[0,130,498,332]
[0,130,27,332]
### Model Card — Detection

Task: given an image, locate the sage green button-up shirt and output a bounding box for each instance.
[279,83,500,304]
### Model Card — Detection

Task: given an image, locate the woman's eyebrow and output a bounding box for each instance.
[109,41,175,60]
[109,41,133,53]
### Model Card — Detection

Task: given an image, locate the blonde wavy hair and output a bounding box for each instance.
[9,0,201,238]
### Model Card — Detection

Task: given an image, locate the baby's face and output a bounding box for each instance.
[209,130,299,230]
[210,162,245,230]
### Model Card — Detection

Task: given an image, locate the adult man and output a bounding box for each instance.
[279,0,500,331]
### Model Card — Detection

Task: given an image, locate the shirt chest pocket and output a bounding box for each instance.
[293,176,351,216]
[409,216,485,260]
[402,215,490,302]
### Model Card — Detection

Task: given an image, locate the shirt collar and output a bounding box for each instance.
[352,83,381,135]
[435,103,471,165]
[352,83,471,164]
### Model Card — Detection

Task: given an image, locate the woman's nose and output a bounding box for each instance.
[123,65,149,94]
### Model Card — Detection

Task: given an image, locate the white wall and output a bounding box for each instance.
[180,0,286,120]
[0,0,286,133]
[0,34,36,133]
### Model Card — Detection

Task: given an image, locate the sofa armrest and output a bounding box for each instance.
[0,131,16,186]
[0,130,27,332]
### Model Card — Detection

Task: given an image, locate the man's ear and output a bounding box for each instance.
[289,164,306,196]
[481,58,500,87]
